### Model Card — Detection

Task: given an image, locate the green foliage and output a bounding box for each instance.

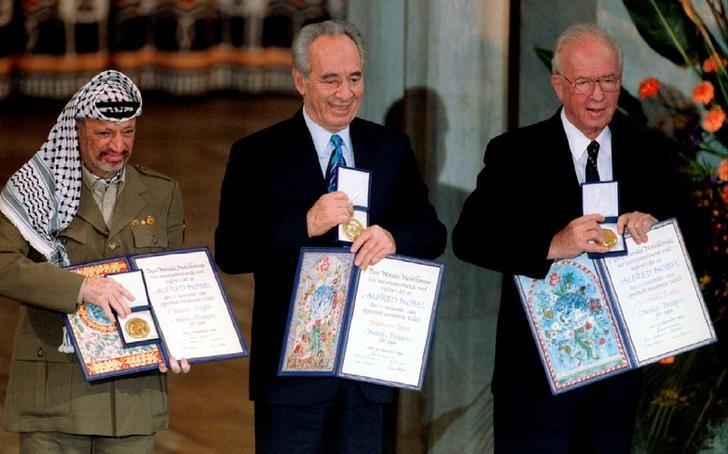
[622,0,706,66]
[534,47,553,73]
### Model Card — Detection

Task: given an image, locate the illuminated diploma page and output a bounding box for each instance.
[132,249,247,362]
[601,220,715,364]
[339,257,443,389]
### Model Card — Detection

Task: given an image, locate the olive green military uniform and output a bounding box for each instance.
[0,164,184,438]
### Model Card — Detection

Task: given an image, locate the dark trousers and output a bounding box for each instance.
[254,380,395,454]
[493,373,641,454]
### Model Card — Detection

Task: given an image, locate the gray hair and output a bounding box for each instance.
[551,23,623,75]
[292,20,366,76]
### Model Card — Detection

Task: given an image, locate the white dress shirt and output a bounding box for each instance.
[303,107,356,176]
[560,109,613,184]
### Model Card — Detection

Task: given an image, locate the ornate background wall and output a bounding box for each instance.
[0,0,345,98]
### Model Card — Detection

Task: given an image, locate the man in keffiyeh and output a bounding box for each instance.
[0,70,188,453]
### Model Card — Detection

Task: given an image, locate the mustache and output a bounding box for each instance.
[99,148,130,155]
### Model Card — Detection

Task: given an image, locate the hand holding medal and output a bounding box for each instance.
[594,227,618,248]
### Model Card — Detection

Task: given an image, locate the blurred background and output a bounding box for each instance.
[0,1,726,453]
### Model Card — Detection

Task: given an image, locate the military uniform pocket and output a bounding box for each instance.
[12,360,72,417]
[59,223,88,246]
[131,226,168,251]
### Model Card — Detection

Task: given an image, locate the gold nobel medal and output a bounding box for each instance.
[145,215,155,225]
[343,218,364,241]
[125,317,150,339]
[595,228,618,249]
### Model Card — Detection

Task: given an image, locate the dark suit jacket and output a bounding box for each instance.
[215,109,446,405]
[452,110,694,395]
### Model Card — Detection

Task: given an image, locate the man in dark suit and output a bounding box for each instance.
[215,20,446,453]
[453,24,692,453]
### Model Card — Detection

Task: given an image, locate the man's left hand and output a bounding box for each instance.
[618,211,657,244]
[350,225,396,270]
[159,357,191,374]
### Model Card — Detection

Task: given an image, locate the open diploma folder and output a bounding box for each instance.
[515,218,716,394]
[64,248,248,381]
[279,248,445,390]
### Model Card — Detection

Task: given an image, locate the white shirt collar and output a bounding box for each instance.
[560,109,612,161]
[302,106,353,158]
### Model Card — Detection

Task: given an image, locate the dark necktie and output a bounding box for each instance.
[326,134,346,192]
[586,140,600,183]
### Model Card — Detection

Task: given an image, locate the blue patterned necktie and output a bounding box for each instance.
[326,134,346,192]
[586,140,600,183]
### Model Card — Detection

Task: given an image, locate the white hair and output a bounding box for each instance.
[551,23,623,75]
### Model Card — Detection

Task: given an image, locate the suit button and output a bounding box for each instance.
[108,241,119,251]
[36,347,44,358]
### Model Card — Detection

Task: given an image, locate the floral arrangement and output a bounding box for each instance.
[622,0,728,451]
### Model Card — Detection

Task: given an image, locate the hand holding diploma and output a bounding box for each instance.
[159,357,191,374]
[81,276,134,321]
[617,211,657,244]
[350,225,396,270]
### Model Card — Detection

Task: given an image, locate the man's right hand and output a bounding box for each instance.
[306,191,354,237]
[81,277,134,321]
[547,214,610,259]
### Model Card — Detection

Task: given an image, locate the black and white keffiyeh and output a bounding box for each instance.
[0,70,142,266]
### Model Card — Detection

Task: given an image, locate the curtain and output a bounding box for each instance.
[0,0,347,99]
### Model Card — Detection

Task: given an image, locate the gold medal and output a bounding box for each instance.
[145,215,155,225]
[595,228,618,248]
[125,317,150,339]
[343,218,364,241]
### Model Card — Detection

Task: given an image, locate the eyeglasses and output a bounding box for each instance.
[558,74,621,94]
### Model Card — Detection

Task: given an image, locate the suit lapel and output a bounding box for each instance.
[285,110,328,195]
[109,166,148,238]
[609,117,626,181]
[546,111,582,218]
[350,118,378,172]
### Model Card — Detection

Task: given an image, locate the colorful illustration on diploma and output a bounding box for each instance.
[521,255,629,386]
[282,252,354,372]
[67,259,164,376]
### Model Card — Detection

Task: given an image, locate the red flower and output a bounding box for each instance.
[718,159,728,182]
[584,321,592,331]
[638,77,660,98]
[702,56,723,73]
[702,106,726,133]
[598,337,606,345]
[693,81,715,104]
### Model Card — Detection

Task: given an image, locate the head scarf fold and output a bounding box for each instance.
[0,70,142,266]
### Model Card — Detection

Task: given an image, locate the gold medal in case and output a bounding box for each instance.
[125,317,150,339]
[595,228,618,249]
[343,219,365,241]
